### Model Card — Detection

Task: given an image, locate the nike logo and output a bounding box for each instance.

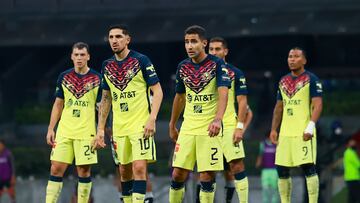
[141,152,147,155]
[210,162,218,165]
[235,151,240,154]
[87,157,92,160]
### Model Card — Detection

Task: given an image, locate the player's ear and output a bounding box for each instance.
[126,35,131,45]
[202,39,208,48]
[224,48,229,56]
[303,57,307,65]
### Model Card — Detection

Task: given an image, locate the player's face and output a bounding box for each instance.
[71,48,90,69]
[185,34,207,59]
[108,28,130,54]
[209,41,228,60]
[288,49,306,71]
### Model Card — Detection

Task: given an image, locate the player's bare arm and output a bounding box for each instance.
[233,95,247,143]
[270,100,283,144]
[169,93,185,142]
[303,97,323,141]
[244,108,253,130]
[208,86,228,137]
[46,98,64,146]
[93,89,112,149]
[144,82,163,138]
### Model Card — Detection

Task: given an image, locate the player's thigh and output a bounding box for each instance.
[129,134,156,163]
[222,128,245,162]
[50,136,74,164]
[292,136,316,166]
[172,133,196,171]
[275,136,294,167]
[196,135,223,172]
[113,136,132,165]
[73,139,97,166]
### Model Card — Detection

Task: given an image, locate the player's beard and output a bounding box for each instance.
[113,46,126,55]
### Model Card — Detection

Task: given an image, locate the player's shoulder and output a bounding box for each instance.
[101,56,116,67]
[304,70,320,81]
[279,72,292,83]
[58,68,74,78]
[227,63,245,76]
[207,54,224,64]
[177,58,192,68]
[129,50,151,64]
[88,68,101,78]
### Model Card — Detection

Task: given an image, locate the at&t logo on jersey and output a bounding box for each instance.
[187,93,214,103]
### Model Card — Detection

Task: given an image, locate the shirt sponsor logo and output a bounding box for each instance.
[283,99,301,106]
[187,94,214,103]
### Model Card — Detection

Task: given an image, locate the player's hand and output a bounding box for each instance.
[208,118,221,137]
[269,130,278,145]
[46,129,56,146]
[92,130,106,150]
[144,118,156,138]
[303,133,313,141]
[169,125,179,143]
[233,128,244,144]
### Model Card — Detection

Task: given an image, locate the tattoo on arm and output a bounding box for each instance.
[98,90,111,130]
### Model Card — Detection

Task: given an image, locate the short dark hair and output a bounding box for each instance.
[184,25,207,40]
[291,47,307,59]
[72,42,90,53]
[210,37,228,49]
[109,24,131,36]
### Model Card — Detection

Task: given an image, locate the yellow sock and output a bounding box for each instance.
[169,187,185,203]
[46,179,63,203]
[122,195,132,203]
[199,182,216,203]
[132,192,145,203]
[306,175,319,203]
[235,177,249,203]
[77,180,92,203]
[278,178,292,203]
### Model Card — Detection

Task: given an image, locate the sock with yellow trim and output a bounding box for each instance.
[234,172,248,203]
[77,176,92,203]
[306,175,319,203]
[278,177,292,203]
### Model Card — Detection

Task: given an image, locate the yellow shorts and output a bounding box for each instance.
[222,128,245,162]
[275,136,317,167]
[50,136,97,165]
[172,133,223,172]
[113,134,156,165]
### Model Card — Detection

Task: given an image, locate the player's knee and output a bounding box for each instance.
[301,164,317,177]
[276,165,290,178]
[50,163,67,176]
[172,168,188,182]
[77,165,91,177]
[132,161,147,178]
[229,159,245,174]
[199,171,215,182]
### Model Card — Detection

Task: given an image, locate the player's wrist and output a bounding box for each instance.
[304,121,315,135]
[236,122,244,130]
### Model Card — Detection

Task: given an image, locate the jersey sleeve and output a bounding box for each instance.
[234,69,248,95]
[54,73,64,99]
[309,74,323,98]
[175,65,185,93]
[216,60,231,88]
[101,61,110,90]
[140,55,160,86]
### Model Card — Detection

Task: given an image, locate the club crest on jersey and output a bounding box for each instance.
[179,60,216,94]
[66,98,73,107]
[104,57,141,91]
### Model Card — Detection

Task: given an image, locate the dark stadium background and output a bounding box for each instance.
[0,0,359,202]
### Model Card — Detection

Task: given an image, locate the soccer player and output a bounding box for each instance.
[46,42,101,203]
[93,24,163,203]
[169,25,230,203]
[208,37,250,203]
[270,47,323,203]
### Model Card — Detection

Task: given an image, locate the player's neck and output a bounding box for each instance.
[115,48,130,61]
[291,68,305,77]
[192,52,207,64]
[75,66,90,75]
